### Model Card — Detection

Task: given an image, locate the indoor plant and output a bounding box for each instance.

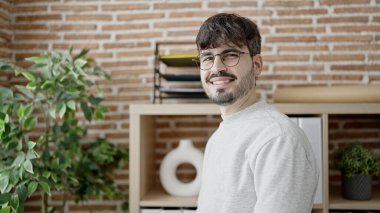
[0,47,128,213]
[334,143,380,200]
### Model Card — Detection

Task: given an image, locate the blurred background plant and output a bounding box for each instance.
[0,47,128,213]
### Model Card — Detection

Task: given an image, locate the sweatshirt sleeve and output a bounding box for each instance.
[249,135,319,213]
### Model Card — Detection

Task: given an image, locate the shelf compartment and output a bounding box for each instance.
[140,185,197,208]
[161,74,200,82]
[159,54,198,67]
[329,186,380,210]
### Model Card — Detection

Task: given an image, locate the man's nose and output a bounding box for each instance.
[210,55,226,74]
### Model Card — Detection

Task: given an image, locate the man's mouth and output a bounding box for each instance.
[208,77,236,85]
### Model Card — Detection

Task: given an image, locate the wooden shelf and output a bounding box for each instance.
[129,103,380,213]
[329,186,380,210]
[141,186,197,208]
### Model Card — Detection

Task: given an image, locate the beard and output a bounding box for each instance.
[203,69,256,106]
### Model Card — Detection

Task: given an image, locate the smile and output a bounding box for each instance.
[208,77,236,85]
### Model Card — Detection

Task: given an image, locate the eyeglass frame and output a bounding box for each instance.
[192,50,251,70]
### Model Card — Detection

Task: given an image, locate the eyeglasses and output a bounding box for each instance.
[192,51,250,70]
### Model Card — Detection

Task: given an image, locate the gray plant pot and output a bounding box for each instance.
[342,174,372,201]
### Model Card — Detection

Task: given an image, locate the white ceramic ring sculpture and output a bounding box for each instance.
[159,139,204,197]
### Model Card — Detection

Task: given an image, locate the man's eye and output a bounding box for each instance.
[223,52,240,59]
[202,56,214,62]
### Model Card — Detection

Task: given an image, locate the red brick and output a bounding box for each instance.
[344,121,380,129]
[331,65,380,71]
[263,18,312,25]
[169,11,217,18]
[116,32,162,40]
[263,1,314,7]
[313,54,364,61]
[276,27,325,34]
[102,24,149,31]
[105,133,129,139]
[277,9,328,16]
[368,54,380,61]
[374,16,380,22]
[264,55,310,62]
[331,26,380,32]
[101,61,148,68]
[118,13,164,21]
[278,45,329,52]
[50,24,97,31]
[273,65,324,72]
[154,21,203,28]
[320,35,372,42]
[154,2,201,9]
[208,1,257,8]
[168,30,198,37]
[259,74,307,81]
[117,50,153,58]
[320,0,370,5]
[12,24,48,30]
[15,14,62,22]
[333,44,380,51]
[12,5,48,13]
[104,95,150,102]
[53,43,99,50]
[317,17,368,24]
[103,42,150,49]
[66,14,112,21]
[64,34,111,40]
[111,69,152,76]
[369,76,380,82]
[51,5,98,11]
[334,7,380,13]
[13,0,59,3]
[311,74,363,81]
[14,34,60,40]
[118,87,151,94]
[266,36,316,43]
[223,9,273,17]
[101,4,149,11]
[329,131,379,140]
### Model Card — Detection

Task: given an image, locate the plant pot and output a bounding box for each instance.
[342,174,372,200]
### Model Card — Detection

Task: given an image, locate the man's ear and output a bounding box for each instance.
[253,55,263,76]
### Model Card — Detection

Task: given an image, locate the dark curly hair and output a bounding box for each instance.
[196,13,261,56]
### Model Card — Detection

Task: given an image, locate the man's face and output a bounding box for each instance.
[199,44,257,106]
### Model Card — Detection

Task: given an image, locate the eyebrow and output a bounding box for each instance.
[200,48,241,57]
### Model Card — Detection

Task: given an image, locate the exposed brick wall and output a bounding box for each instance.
[3,0,380,212]
[0,0,11,60]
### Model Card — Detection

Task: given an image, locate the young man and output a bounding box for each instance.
[194,13,319,213]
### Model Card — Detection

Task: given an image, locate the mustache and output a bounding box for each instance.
[206,71,237,82]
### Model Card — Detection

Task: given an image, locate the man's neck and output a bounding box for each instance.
[219,91,259,116]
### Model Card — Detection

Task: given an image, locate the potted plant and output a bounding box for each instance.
[334,143,380,200]
[0,47,128,213]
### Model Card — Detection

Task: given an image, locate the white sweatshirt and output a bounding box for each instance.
[196,101,319,213]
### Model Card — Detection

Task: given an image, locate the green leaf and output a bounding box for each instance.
[39,181,50,195]
[10,194,19,211]
[41,81,53,89]
[16,184,27,202]
[23,104,33,116]
[12,152,25,168]
[23,159,33,174]
[0,192,11,205]
[0,207,10,213]
[27,181,38,197]
[0,86,13,100]
[15,85,34,99]
[25,56,47,65]
[23,117,36,130]
[17,105,24,119]
[21,72,36,82]
[75,58,87,69]
[88,95,102,106]
[27,141,36,149]
[0,175,9,194]
[48,107,56,119]
[74,49,90,60]
[80,102,92,122]
[57,102,66,119]
[26,150,38,160]
[66,100,76,110]
[26,82,36,90]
